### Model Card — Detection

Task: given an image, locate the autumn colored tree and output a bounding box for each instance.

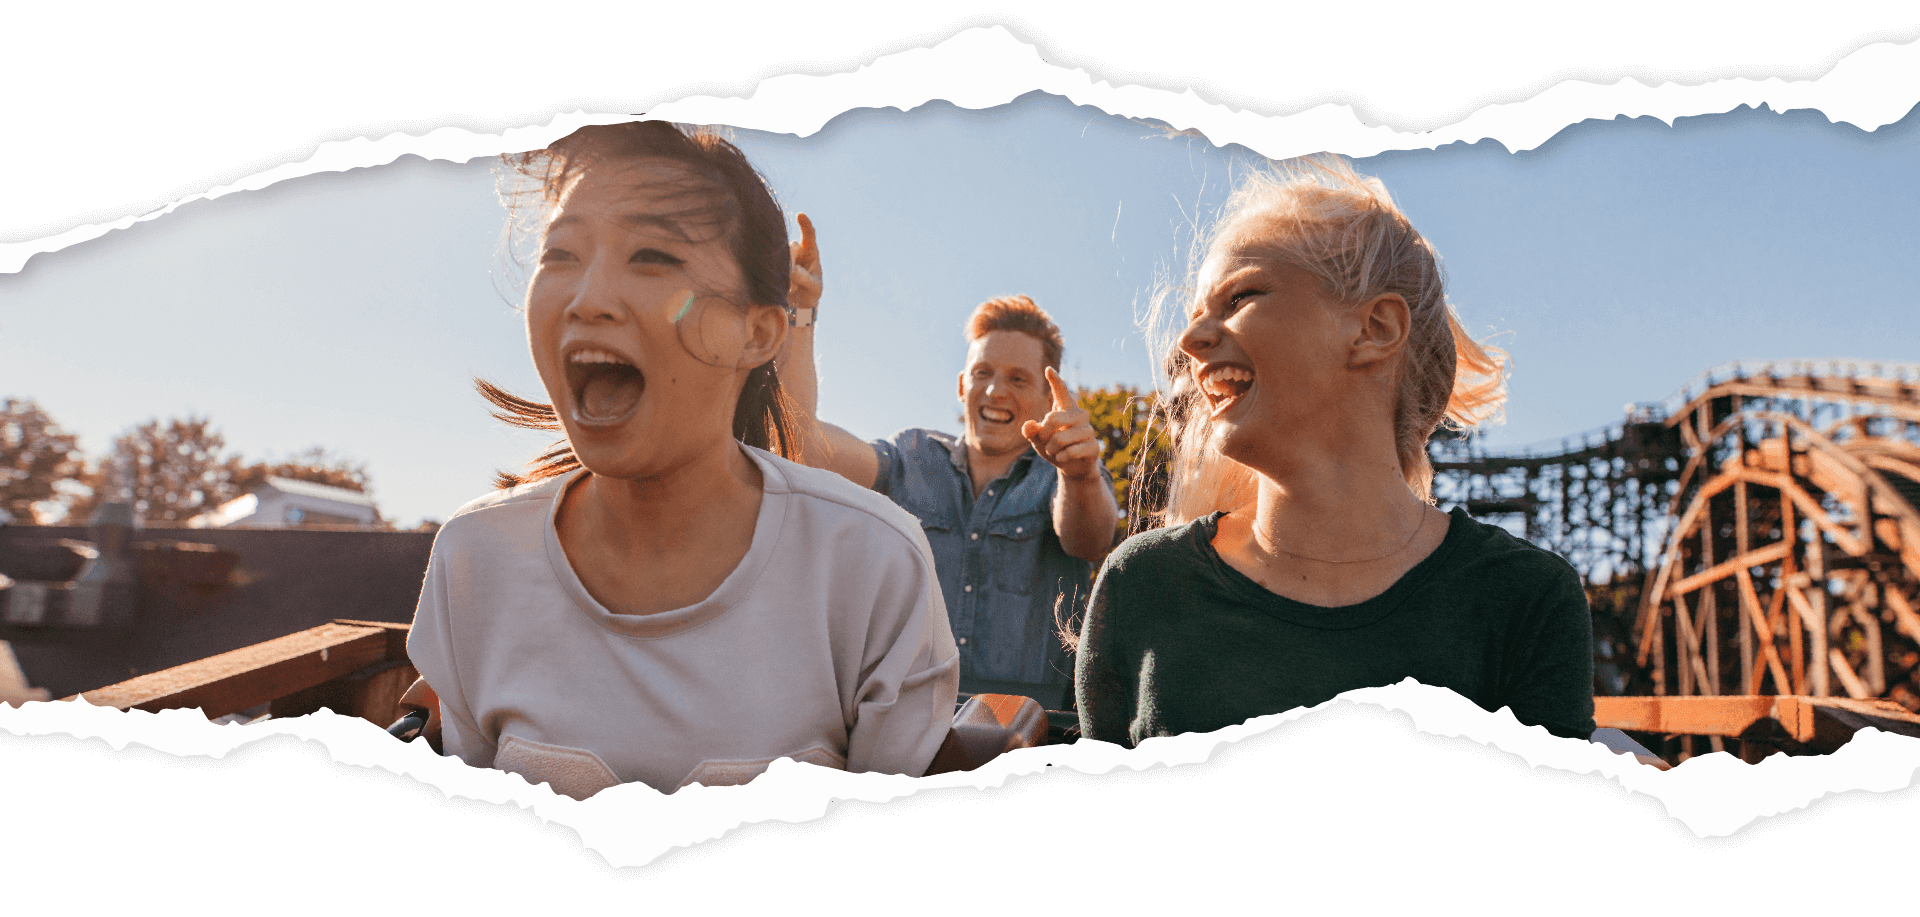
[77,416,242,525]
[42,413,378,527]
[1073,384,1174,540]
[0,398,89,524]
[229,446,372,496]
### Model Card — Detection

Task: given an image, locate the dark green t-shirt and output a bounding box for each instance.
[1075,508,1596,745]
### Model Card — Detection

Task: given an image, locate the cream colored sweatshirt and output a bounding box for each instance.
[406,447,960,799]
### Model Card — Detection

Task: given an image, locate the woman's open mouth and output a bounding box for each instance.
[1197,363,1254,415]
[565,347,645,426]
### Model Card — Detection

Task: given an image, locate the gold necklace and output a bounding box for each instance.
[1265,504,1431,565]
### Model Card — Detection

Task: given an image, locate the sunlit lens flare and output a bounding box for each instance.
[641,288,767,370]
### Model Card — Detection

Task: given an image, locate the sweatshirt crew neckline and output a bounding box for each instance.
[541,447,791,640]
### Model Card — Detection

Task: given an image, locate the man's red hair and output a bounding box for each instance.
[965,295,1064,371]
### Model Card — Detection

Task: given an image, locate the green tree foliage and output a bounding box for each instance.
[1073,384,1173,539]
[0,399,88,524]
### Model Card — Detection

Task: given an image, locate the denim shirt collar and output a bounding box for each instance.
[945,435,1037,494]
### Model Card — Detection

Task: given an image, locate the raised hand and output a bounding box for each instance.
[1022,366,1103,482]
[788,212,822,316]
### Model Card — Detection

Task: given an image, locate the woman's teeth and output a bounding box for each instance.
[565,348,645,424]
[1199,365,1254,404]
[569,348,629,366]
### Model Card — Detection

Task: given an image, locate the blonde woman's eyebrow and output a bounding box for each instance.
[1218,263,1267,284]
[1193,266,1257,313]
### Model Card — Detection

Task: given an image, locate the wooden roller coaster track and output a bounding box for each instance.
[1431,360,1920,739]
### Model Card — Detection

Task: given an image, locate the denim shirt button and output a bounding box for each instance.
[958,637,969,646]
[963,584,972,592]
[970,532,979,540]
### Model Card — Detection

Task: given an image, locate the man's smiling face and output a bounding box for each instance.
[956,330,1051,459]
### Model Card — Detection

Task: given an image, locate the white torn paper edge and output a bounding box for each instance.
[9,20,1920,272]
[8,680,1917,860]
[3,23,1920,859]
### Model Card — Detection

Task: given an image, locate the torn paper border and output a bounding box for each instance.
[3,25,1920,276]
[8,679,1918,855]
[3,26,1920,859]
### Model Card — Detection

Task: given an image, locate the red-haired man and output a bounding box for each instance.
[780,217,1118,710]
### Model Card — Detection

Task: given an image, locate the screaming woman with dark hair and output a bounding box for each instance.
[405,122,958,798]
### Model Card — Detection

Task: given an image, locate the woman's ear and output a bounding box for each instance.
[1348,293,1410,370]
[738,304,792,368]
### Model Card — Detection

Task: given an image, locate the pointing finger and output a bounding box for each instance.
[1044,366,1074,412]
[794,213,819,272]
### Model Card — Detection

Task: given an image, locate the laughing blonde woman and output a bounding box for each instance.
[1076,159,1595,747]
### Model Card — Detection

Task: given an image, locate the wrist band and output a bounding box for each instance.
[789,307,816,328]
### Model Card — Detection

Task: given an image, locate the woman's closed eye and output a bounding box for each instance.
[630,247,684,267]
[1190,288,1260,323]
[1225,288,1264,312]
[538,246,577,266]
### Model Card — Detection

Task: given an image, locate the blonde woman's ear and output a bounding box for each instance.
[1348,292,1411,369]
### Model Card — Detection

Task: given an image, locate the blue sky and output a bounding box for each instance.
[3,93,1917,527]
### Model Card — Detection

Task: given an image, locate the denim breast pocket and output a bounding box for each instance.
[985,510,1048,596]
[898,501,960,565]
[912,506,957,538]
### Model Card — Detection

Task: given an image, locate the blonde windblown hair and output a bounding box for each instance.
[1145,156,1508,525]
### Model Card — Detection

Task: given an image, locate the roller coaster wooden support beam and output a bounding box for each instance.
[1594,694,1920,762]
[1631,373,1920,720]
[1670,376,1920,427]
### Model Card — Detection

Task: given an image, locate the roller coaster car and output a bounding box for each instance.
[65,619,1058,783]
[384,676,1053,776]
[100,620,1920,776]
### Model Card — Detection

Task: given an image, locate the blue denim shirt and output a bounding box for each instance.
[870,428,1104,709]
